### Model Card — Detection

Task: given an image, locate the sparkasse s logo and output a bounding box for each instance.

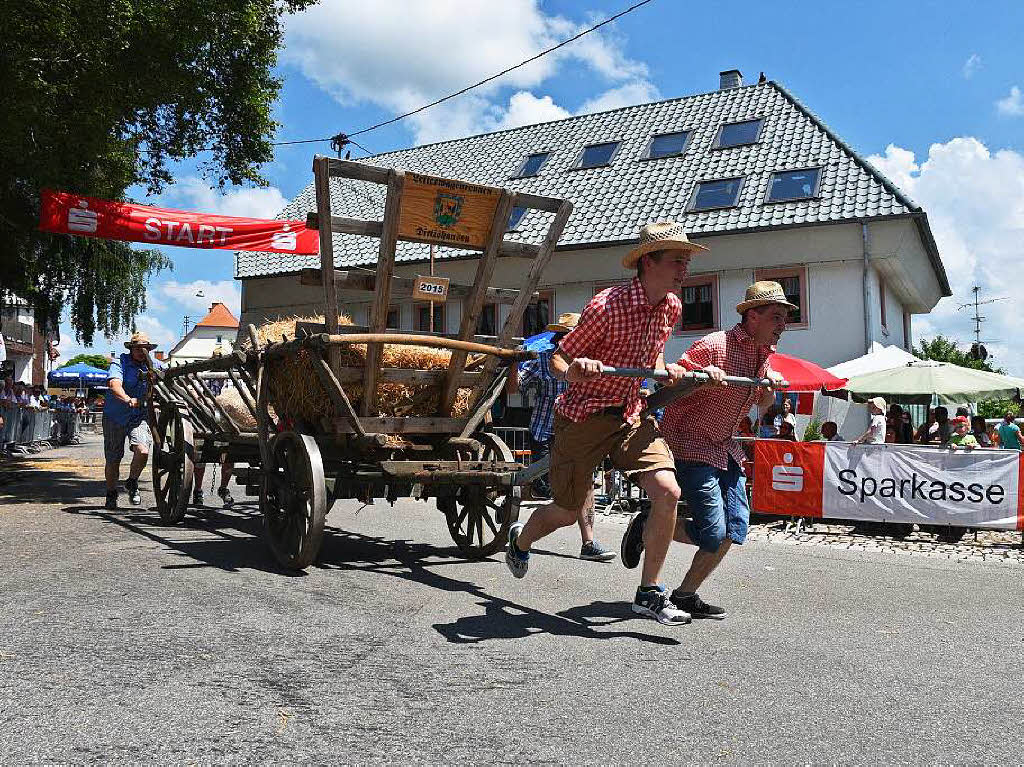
[752,441,824,518]
[772,452,804,492]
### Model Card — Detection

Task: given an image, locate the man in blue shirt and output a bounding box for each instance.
[509,313,615,562]
[103,332,159,509]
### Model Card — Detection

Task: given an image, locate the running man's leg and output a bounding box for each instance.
[631,468,680,587]
[126,421,152,481]
[102,416,127,492]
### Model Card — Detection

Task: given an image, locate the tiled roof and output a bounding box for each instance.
[237,80,948,293]
[195,302,239,328]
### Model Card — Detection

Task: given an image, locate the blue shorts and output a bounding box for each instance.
[676,458,749,552]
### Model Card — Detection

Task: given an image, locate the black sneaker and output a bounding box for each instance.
[620,507,649,569]
[580,540,617,562]
[670,591,727,620]
[632,585,691,625]
[104,490,118,510]
[125,478,141,506]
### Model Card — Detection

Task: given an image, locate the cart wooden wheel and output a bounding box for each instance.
[260,431,328,570]
[151,405,195,525]
[441,432,521,558]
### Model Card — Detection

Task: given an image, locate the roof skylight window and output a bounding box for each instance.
[766,168,822,202]
[713,118,764,149]
[576,141,620,169]
[689,177,743,211]
[507,207,527,231]
[516,152,550,178]
[645,131,690,159]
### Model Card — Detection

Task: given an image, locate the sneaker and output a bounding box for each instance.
[217,486,235,508]
[192,489,206,507]
[104,490,118,510]
[125,478,142,506]
[670,591,727,620]
[580,541,617,562]
[620,507,649,569]
[632,585,691,625]
[504,521,529,579]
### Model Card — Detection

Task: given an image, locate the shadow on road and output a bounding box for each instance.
[317,529,680,646]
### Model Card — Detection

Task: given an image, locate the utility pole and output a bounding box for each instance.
[182,315,194,337]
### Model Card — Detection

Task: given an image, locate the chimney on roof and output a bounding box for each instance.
[153,351,165,361]
[719,69,743,90]
[210,303,217,312]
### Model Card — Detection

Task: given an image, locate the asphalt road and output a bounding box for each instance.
[1,435,1022,764]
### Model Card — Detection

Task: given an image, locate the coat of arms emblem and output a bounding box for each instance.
[433,193,463,228]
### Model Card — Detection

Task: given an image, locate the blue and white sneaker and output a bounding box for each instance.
[505,521,530,579]
[632,585,691,625]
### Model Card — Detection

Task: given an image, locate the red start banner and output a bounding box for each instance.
[39,189,319,255]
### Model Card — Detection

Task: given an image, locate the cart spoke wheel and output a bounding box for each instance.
[260,431,328,570]
[151,406,194,525]
[442,432,521,558]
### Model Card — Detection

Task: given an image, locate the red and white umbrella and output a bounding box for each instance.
[770,352,848,393]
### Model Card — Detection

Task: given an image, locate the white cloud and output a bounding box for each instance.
[577,80,660,115]
[160,177,289,219]
[283,0,655,144]
[159,279,242,316]
[962,53,981,79]
[131,314,177,351]
[494,91,571,130]
[866,138,1024,373]
[995,85,1024,116]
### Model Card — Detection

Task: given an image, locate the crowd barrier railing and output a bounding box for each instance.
[2,405,82,453]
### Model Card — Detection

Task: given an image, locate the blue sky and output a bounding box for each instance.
[60,0,1024,370]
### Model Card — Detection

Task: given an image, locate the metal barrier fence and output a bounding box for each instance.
[1,406,80,452]
[490,426,533,464]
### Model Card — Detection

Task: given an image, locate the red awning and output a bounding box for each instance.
[770,352,848,393]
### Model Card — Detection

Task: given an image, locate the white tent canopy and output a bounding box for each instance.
[826,343,918,379]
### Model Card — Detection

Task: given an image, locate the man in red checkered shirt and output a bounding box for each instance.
[620,281,790,621]
[505,222,707,627]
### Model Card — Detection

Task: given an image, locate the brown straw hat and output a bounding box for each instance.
[622,222,708,269]
[124,331,157,350]
[546,313,580,333]
[735,281,799,314]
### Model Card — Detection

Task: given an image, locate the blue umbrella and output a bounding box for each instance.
[48,362,109,390]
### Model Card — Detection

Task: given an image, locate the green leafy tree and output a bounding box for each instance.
[0,0,315,344]
[802,418,822,442]
[63,354,111,371]
[914,335,1019,419]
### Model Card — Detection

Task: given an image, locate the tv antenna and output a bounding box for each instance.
[957,285,1007,360]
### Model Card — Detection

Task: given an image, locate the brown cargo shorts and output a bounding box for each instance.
[549,412,675,512]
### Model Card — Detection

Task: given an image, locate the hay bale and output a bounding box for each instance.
[215,386,257,430]
[247,314,477,425]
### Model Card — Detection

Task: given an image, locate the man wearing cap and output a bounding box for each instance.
[505,222,705,626]
[103,331,158,509]
[621,281,789,620]
[508,312,616,562]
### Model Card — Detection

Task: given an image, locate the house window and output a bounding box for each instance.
[676,275,719,334]
[386,306,400,329]
[576,141,619,169]
[766,168,822,203]
[216,335,222,344]
[476,303,497,336]
[645,131,689,159]
[516,152,549,178]
[713,118,764,149]
[507,207,527,231]
[754,266,807,326]
[415,303,445,333]
[689,177,743,211]
[522,289,554,338]
[879,278,887,331]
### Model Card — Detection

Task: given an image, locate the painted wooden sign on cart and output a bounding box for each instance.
[397,172,501,250]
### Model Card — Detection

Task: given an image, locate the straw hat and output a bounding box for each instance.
[867,396,887,413]
[736,281,799,314]
[124,331,157,350]
[546,313,580,333]
[622,222,708,269]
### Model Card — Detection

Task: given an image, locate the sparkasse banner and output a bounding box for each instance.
[753,440,1024,530]
[39,189,319,254]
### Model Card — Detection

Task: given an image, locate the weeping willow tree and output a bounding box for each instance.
[0,0,315,343]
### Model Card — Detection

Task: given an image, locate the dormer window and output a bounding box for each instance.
[689,177,744,211]
[644,130,690,159]
[516,152,549,178]
[713,118,764,149]
[576,141,620,169]
[766,167,822,202]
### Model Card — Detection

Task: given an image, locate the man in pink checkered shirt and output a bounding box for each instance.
[505,222,707,627]
[621,281,791,620]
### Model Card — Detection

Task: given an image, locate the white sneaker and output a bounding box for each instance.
[632,585,691,625]
[504,522,530,579]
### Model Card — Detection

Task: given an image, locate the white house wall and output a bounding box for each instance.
[169,326,235,363]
